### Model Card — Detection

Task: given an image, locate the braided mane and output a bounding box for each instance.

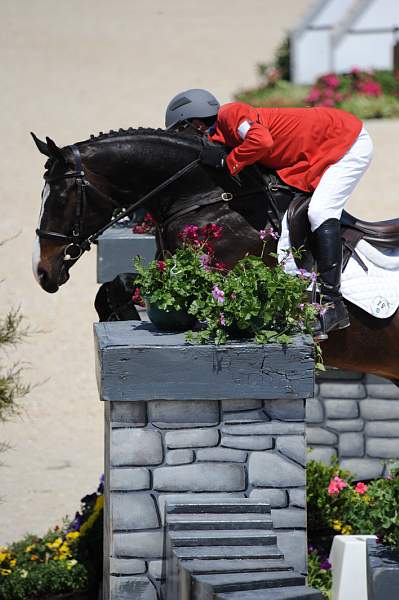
[83,127,200,144]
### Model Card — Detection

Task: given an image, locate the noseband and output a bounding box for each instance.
[36,143,201,262]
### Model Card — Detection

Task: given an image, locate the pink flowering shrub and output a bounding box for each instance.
[308,459,399,549]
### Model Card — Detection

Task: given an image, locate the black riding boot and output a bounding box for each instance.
[311,218,350,339]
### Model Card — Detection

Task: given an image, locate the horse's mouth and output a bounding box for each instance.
[58,264,70,287]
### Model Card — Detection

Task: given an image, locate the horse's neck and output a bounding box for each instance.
[82,135,210,216]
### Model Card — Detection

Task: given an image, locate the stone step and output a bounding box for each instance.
[181,558,294,574]
[169,529,277,547]
[195,570,305,593]
[166,500,271,515]
[216,585,324,600]
[174,544,284,561]
[168,513,273,530]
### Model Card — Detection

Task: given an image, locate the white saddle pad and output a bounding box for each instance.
[278,213,399,319]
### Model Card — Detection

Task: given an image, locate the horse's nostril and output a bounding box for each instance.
[37,267,47,282]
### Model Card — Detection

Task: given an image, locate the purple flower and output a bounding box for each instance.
[296,268,317,283]
[320,559,332,571]
[310,271,317,283]
[220,313,226,326]
[212,285,225,304]
[298,303,305,311]
[259,229,266,241]
[69,511,84,532]
[199,254,211,271]
[259,226,279,241]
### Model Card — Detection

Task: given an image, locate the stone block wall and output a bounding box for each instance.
[105,398,308,600]
[307,369,399,479]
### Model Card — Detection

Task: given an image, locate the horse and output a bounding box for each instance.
[31,128,399,380]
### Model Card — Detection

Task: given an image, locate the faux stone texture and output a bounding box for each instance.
[157,493,245,524]
[153,463,246,492]
[111,429,163,466]
[367,438,399,458]
[249,489,288,508]
[148,560,163,580]
[110,558,146,575]
[271,507,306,528]
[324,399,359,419]
[221,435,273,450]
[165,428,219,449]
[221,422,304,436]
[289,488,306,508]
[166,449,194,465]
[325,418,364,432]
[276,530,307,574]
[221,399,263,412]
[306,427,337,445]
[319,382,366,399]
[224,409,269,423]
[110,468,150,491]
[276,436,306,466]
[338,432,364,458]
[196,447,247,462]
[114,531,164,559]
[110,401,147,426]
[249,453,306,487]
[307,447,337,464]
[305,398,324,424]
[340,458,384,480]
[365,374,399,399]
[365,421,399,437]
[263,399,305,421]
[360,399,399,420]
[148,399,219,428]
[112,493,160,531]
[110,576,157,600]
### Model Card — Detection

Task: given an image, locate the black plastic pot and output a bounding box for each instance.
[145,301,197,332]
[367,538,399,600]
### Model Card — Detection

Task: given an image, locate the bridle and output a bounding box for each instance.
[36,143,202,262]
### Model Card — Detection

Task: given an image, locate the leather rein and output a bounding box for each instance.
[35,143,276,263]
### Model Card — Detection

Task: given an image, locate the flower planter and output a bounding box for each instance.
[366,538,399,600]
[145,301,197,332]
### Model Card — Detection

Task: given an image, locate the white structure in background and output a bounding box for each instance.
[291,0,399,84]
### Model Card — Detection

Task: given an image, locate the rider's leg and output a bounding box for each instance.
[307,126,373,335]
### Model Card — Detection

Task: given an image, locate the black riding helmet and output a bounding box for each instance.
[165,89,220,130]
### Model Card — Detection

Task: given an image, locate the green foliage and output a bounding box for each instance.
[0,308,30,422]
[274,35,291,81]
[0,481,104,599]
[340,94,399,119]
[307,549,332,600]
[307,459,399,549]
[235,80,309,108]
[373,69,399,95]
[135,224,318,347]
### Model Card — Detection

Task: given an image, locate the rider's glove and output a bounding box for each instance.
[200,139,228,169]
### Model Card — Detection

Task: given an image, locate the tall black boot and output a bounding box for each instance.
[311,218,350,338]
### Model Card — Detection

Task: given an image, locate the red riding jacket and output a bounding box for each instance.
[209,102,362,192]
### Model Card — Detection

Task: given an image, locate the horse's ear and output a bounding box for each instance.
[31,132,50,157]
[46,136,64,161]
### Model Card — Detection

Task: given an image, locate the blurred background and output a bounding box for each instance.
[1,0,398,544]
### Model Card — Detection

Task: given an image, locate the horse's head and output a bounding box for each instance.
[31,133,113,293]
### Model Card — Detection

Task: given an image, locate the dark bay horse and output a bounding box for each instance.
[32,128,399,380]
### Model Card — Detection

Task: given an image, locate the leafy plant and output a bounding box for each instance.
[135,223,320,349]
[308,546,332,599]
[0,478,104,600]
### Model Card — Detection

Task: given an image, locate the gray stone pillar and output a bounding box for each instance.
[94,321,314,600]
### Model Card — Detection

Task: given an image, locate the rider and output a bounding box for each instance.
[164,88,373,336]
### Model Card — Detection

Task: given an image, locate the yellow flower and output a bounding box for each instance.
[66,531,80,541]
[20,569,28,579]
[9,559,16,568]
[341,525,353,535]
[0,568,11,576]
[332,520,342,532]
[25,545,34,553]
[46,537,63,551]
[0,553,9,564]
[67,559,77,570]
[30,554,39,561]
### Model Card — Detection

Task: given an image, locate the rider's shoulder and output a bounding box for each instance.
[218,101,257,120]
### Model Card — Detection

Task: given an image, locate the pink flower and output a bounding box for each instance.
[199,254,211,271]
[220,313,226,326]
[321,98,334,107]
[322,73,340,89]
[215,262,228,272]
[306,88,321,103]
[259,229,266,241]
[260,226,279,241]
[355,482,368,495]
[156,260,166,272]
[132,287,145,307]
[358,80,382,97]
[212,285,225,304]
[328,476,348,496]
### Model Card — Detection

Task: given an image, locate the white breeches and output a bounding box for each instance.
[308,126,373,232]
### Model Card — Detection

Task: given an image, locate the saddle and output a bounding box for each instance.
[287,195,399,272]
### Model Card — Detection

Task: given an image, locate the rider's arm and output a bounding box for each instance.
[226,121,274,175]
